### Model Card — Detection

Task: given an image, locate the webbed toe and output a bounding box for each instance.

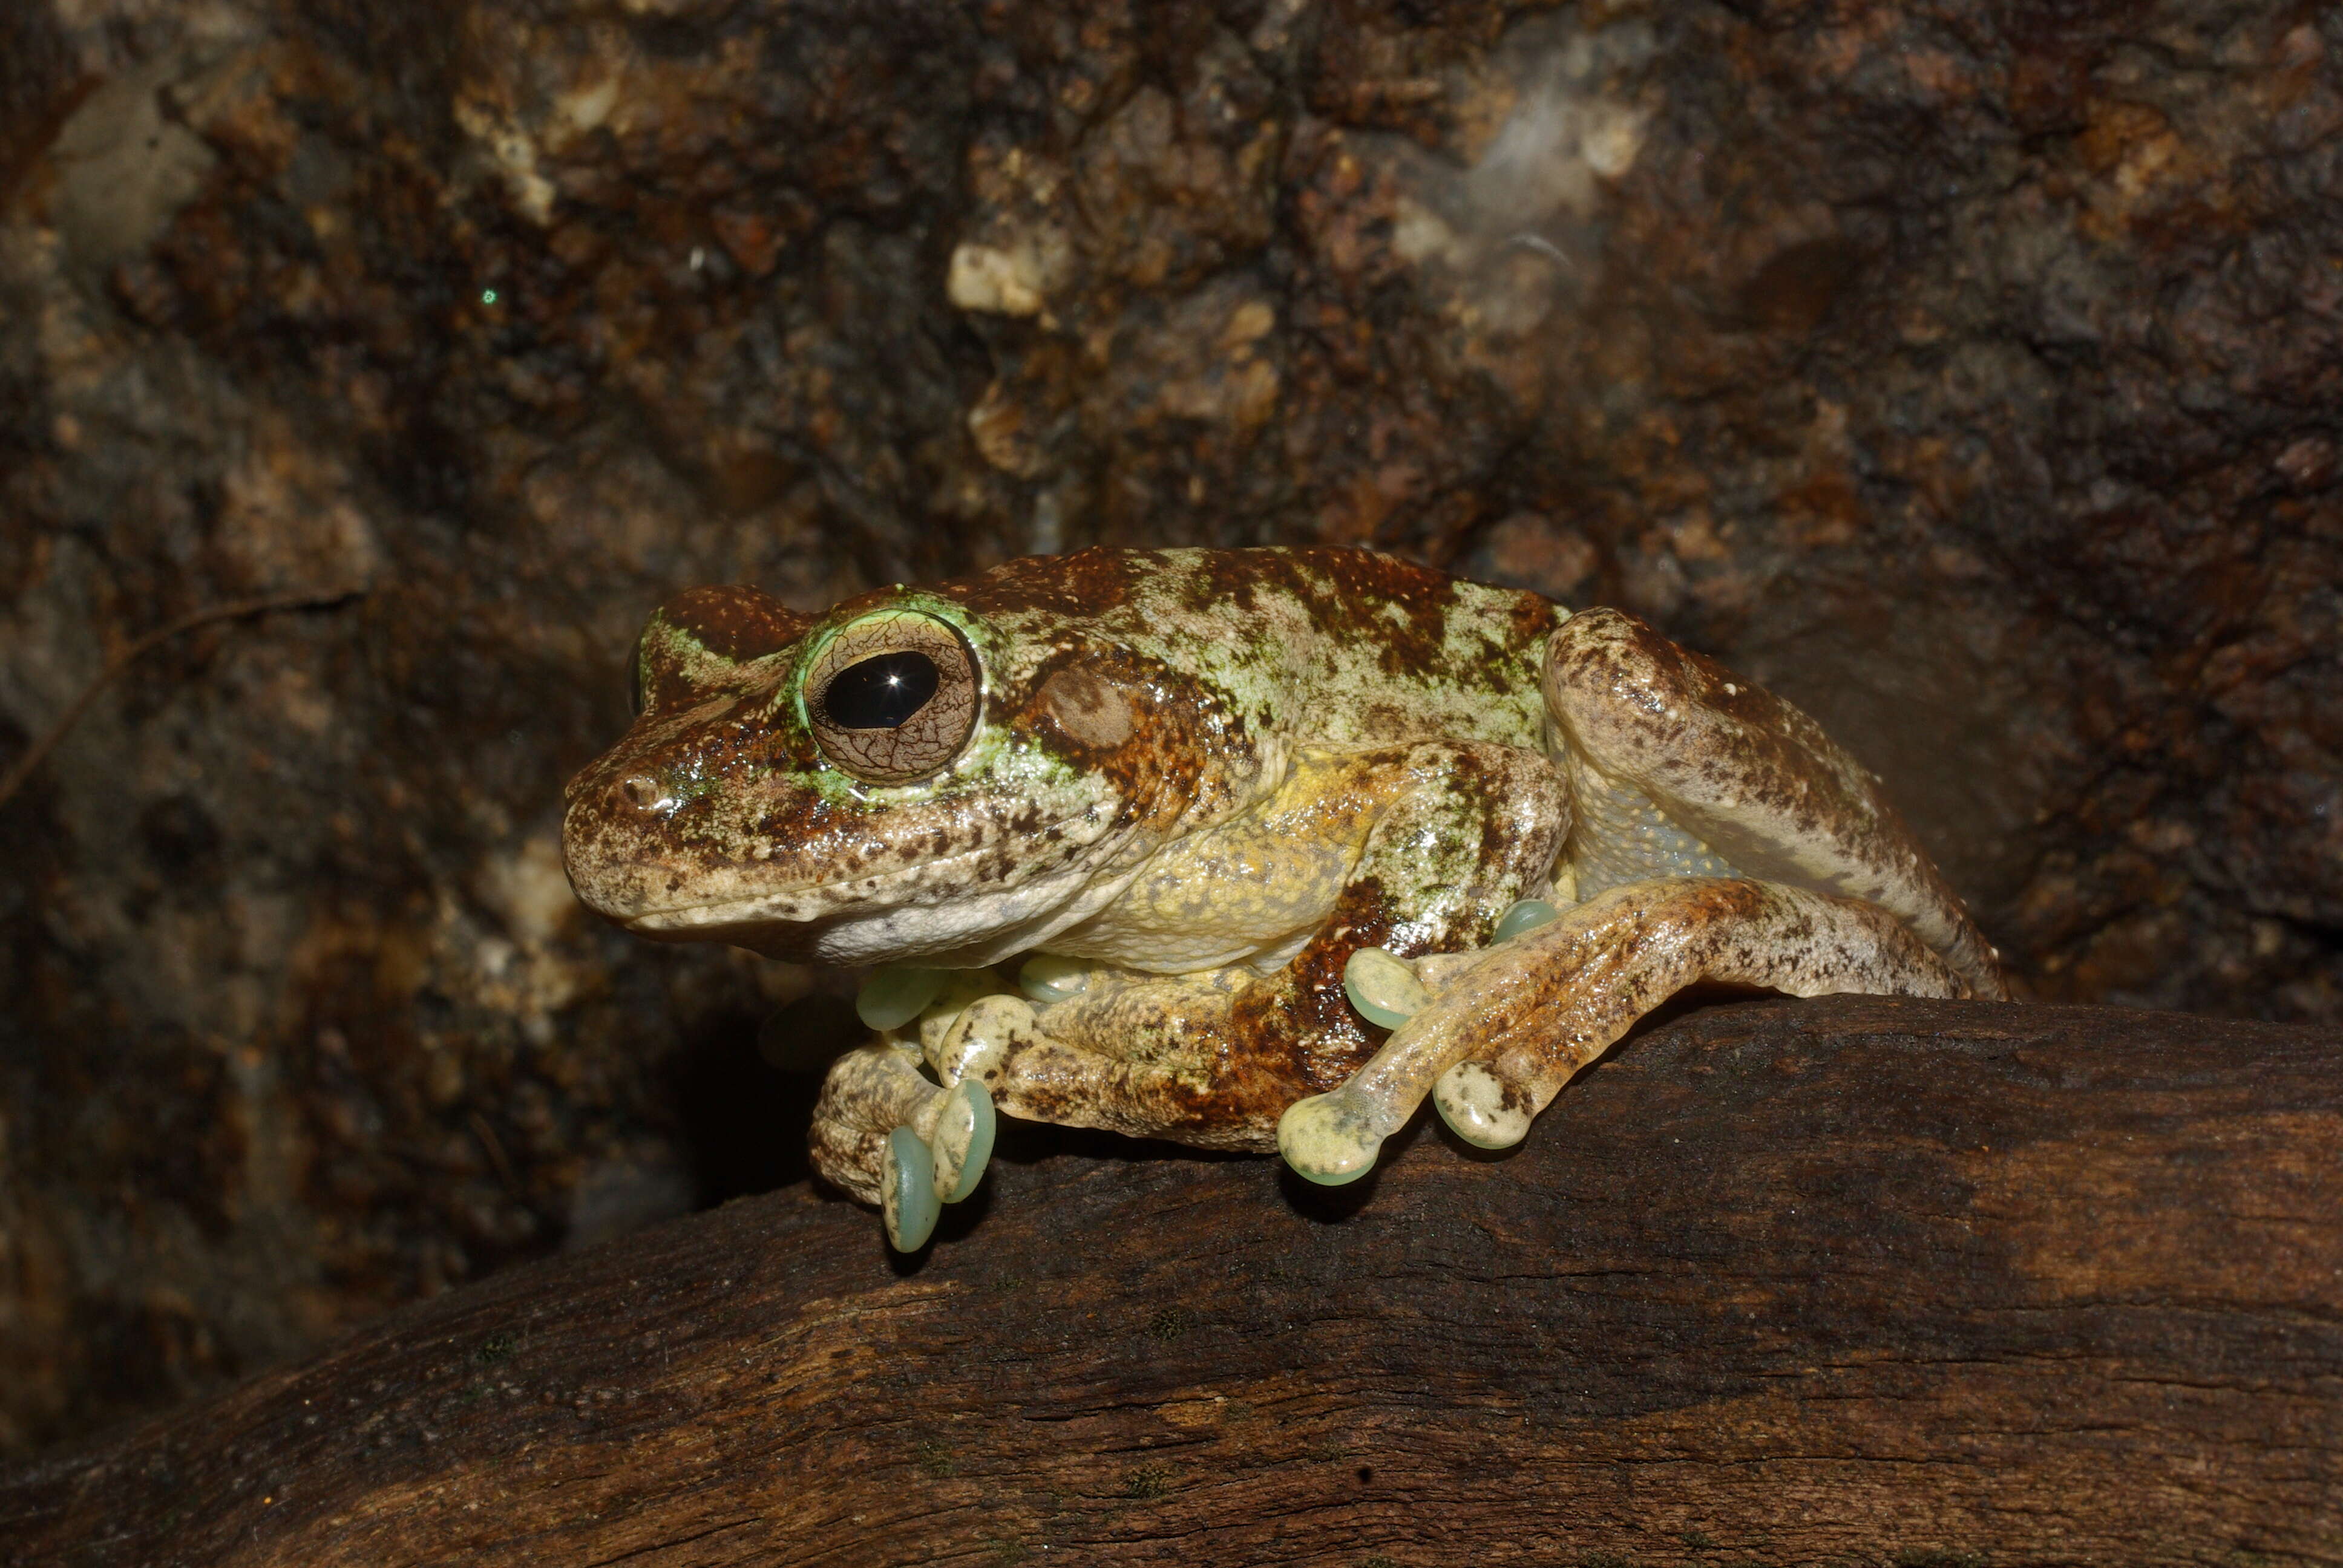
[929,1079,996,1204]
[1276,1088,1389,1186]
[882,1126,942,1250]
[1432,1062,1532,1149]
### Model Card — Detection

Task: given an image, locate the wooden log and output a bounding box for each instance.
[3,995,2338,1567]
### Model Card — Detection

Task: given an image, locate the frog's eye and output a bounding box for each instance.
[804,611,980,783]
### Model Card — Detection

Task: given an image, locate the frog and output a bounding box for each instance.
[561,546,2008,1250]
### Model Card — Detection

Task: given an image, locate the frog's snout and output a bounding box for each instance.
[559,755,655,811]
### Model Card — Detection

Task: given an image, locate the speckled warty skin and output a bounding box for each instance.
[562,546,2007,1235]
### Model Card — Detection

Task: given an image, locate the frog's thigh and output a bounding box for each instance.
[1278,877,1965,1182]
[1544,610,2006,997]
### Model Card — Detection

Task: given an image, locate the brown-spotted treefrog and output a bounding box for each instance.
[562,547,2007,1249]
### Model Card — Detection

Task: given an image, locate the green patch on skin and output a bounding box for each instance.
[634,621,712,700]
[916,1438,955,1479]
[1122,1464,1171,1500]
[1144,1307,1188,1342]
[661,757,731,808]
[474,1331,516,1364]
[635,615,784,712]
[788,693,1097,818]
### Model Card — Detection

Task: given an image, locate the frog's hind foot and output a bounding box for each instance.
[1278,877,1970,1183]
[1431,1060,1535,1149]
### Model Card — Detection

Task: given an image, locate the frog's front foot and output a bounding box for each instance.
[813,981,1041,1249]
[810,1034,1004,1251]
[877,1077,998,1250]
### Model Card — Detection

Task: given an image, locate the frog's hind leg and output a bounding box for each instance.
[1543,607,2008,999]
[1277,877,1967,1183]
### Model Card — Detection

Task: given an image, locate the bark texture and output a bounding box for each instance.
[4,0,2342,1455]
[4,996,2338,1567]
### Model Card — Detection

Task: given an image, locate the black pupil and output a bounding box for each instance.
[822,651,940,729]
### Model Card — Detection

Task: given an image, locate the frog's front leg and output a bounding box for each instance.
[807,970,1009,1247]
[808,970,1279,1252]
[807,1039,1001,1249]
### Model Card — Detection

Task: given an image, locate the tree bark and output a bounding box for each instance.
[4,995,2338,1567]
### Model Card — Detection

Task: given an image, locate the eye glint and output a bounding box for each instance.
[821,651,942,730]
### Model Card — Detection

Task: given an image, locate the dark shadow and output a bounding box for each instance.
[755,992,865,1074]
[989,1116,1250,1174]
[1276,1157,1385,1221]
[671,1002,833,1205]
[884,1229,932,1276]
[1536,981,1791,1103]
[1619,980,1782,1042]
[930,1179,995,1244]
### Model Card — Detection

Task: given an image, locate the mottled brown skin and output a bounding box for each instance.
[562,547,2005,1214]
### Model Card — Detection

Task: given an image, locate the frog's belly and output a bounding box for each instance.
[1042,835,1354,972]
[1564,752,1740,897]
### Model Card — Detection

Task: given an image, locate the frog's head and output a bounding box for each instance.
[561,578,1210,965]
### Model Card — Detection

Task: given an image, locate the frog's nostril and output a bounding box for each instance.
[618,774,668,813]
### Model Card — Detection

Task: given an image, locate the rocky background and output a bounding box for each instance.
[1,0,2336,1459]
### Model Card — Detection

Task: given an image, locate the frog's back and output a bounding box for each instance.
[952,546,1559,751]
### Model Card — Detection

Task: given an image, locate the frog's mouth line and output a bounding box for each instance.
[614,817,1103,936]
